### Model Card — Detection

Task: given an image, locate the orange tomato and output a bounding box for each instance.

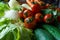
[24,16,36,29]
[31,4,41,14]
[23,10,32,18]
[43,14,54,23]
[35,13,43,22]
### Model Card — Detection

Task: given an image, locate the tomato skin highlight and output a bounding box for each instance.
[24,16,36,29]
[57,16,60,22]
[23,10,33,18]
[43,14,53,23]
[35,13,43,22]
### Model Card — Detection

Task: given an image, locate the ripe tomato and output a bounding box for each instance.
[57,16,60,22]
[18,11,24,18]
[24,16,36,29]
[31,4,41,14]
[43,14,53,23]
[23,10,32,18]
[35,13,43,22]
[56,8,60,12]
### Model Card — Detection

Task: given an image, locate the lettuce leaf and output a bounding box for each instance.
[0,2,9,18]
[0,20,34,40]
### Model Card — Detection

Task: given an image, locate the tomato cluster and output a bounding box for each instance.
[18,1,60,29]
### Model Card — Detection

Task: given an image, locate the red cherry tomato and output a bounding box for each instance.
[35,13,43,22]
[31,4,41,14]
[56,8,60,12]
[18,11,24,18]
[24,16,36,29]
[57,16,60,22]
[43,14,53,23]
[23,10,32,18]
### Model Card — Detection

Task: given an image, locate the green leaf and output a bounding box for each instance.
[0,23,17,39]
[41,9,53,15]
[0,24,7,30]
[53,10,57,16]
[0,22,33,40]
[0,2,9,18]
[0,31,15,40]
[12,5,23,11]
[19,27,33,40]
[0,18,10,26]
[52,10,57,21]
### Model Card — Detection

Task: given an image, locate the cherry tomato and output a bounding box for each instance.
[24,16,36,29]
[57,16,60,22]
[23,10,32,18]
[43,14,53,23]
[18,11,24,18]
[56,8,60,12]
[31,4,41,14]
[35,13,43,22]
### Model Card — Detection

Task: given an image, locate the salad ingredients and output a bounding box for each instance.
[23,10,32,18]
[35,13,43,22]
[0,23,34,40]
[0,18,10,26]
[0,0,60,40]
[19,27,34,40]
[34,29,54,40]
[26,0,41,13]
[4,10,19,20]
[43,14,53,23]
[31,4,41,13]
[24,16,36,29]
[42,24,60,40]
[0,23,17,39]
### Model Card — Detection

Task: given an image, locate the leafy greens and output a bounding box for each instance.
[0,2,9,18]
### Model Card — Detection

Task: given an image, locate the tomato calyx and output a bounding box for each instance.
[46,17,53,23]
[23,10,32,18]
[24,16,36,29]
[25,17,34,23]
